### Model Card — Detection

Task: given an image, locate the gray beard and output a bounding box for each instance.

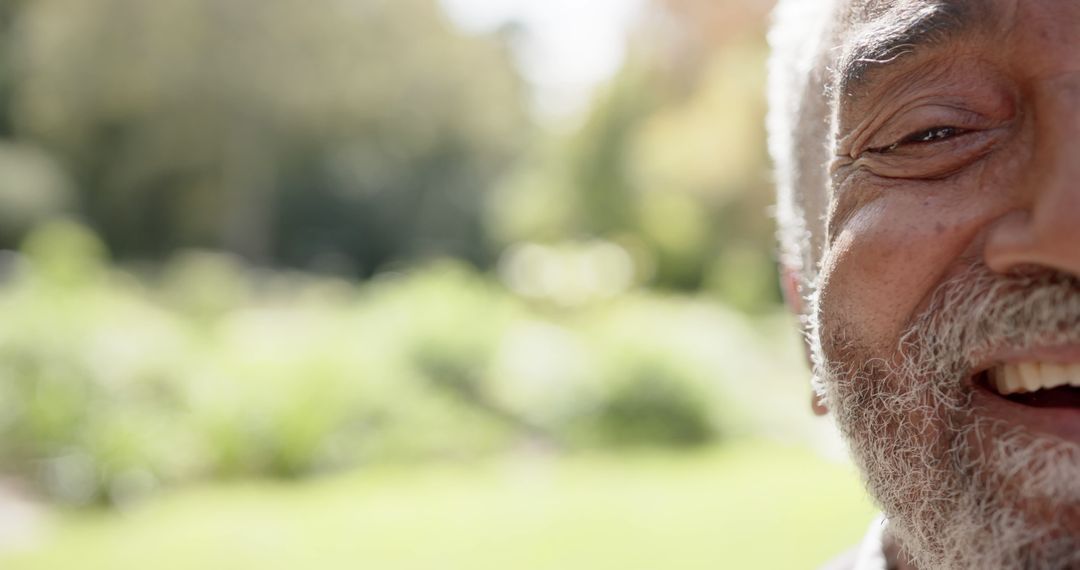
[811,264,1080,570]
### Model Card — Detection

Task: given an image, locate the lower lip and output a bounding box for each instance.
[972,374,1080,443]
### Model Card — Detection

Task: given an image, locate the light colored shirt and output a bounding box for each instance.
[820,515,889,570]
[852,515,889,570]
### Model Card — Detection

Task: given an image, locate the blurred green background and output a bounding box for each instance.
[0,0,873,568]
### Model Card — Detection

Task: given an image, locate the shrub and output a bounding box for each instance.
[0,225,782,507]
[589,358,716,448]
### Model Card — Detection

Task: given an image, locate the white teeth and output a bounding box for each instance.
[1043,364,1066,389]
[996,366,1019,394]
[1019,362,1041,392]
[991,362,1080,395]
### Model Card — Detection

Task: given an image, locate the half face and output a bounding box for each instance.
[816,0,1080,567]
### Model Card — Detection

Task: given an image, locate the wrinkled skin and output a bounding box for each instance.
[809,0,1080,568]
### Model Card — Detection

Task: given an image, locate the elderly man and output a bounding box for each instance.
[767,0,1080,568]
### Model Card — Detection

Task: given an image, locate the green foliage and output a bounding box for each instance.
[19,219,107,287]
[0,144,73,245]
[589,359,714,448]
[1,0,529,269]
[0,223,806,505]
[488,42,781,307]
[0,0,800,507]
[0,0,782,310]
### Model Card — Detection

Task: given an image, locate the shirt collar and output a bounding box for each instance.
[852,515,889,570]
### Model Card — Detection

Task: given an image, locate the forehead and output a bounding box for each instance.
[842,0,974,25]
[847,0,965,18]
[833,0,986,93]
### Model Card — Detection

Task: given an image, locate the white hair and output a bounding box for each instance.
[817,263,1080,569]
[766,0,840,296]
[771,5,1080,567]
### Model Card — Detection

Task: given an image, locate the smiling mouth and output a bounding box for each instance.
[981,363,1080,409]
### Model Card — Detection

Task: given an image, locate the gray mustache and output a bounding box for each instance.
[900,264,1080,375]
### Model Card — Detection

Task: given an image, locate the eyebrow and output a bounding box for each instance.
[836,0,987,97]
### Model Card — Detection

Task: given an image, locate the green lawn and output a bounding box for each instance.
[0,442,875,570]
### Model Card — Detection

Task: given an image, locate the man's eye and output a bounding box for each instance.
[874,126,967,153]
[902,126,966,144]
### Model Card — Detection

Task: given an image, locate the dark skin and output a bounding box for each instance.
[825,0,1080,353]
[790,1,1080,567]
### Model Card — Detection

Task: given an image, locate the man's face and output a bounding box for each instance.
[814,0,1080,567]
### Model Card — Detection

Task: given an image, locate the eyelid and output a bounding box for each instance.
[855,126,1005,181]
[869,126,970,154]
[857,104,990,156]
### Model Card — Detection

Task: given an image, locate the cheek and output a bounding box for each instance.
[817,189,989,353]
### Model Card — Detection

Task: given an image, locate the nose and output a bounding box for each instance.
[984,76,1080,278]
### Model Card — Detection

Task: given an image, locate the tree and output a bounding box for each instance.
[5,0,530,272]
[488,0,781,306]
